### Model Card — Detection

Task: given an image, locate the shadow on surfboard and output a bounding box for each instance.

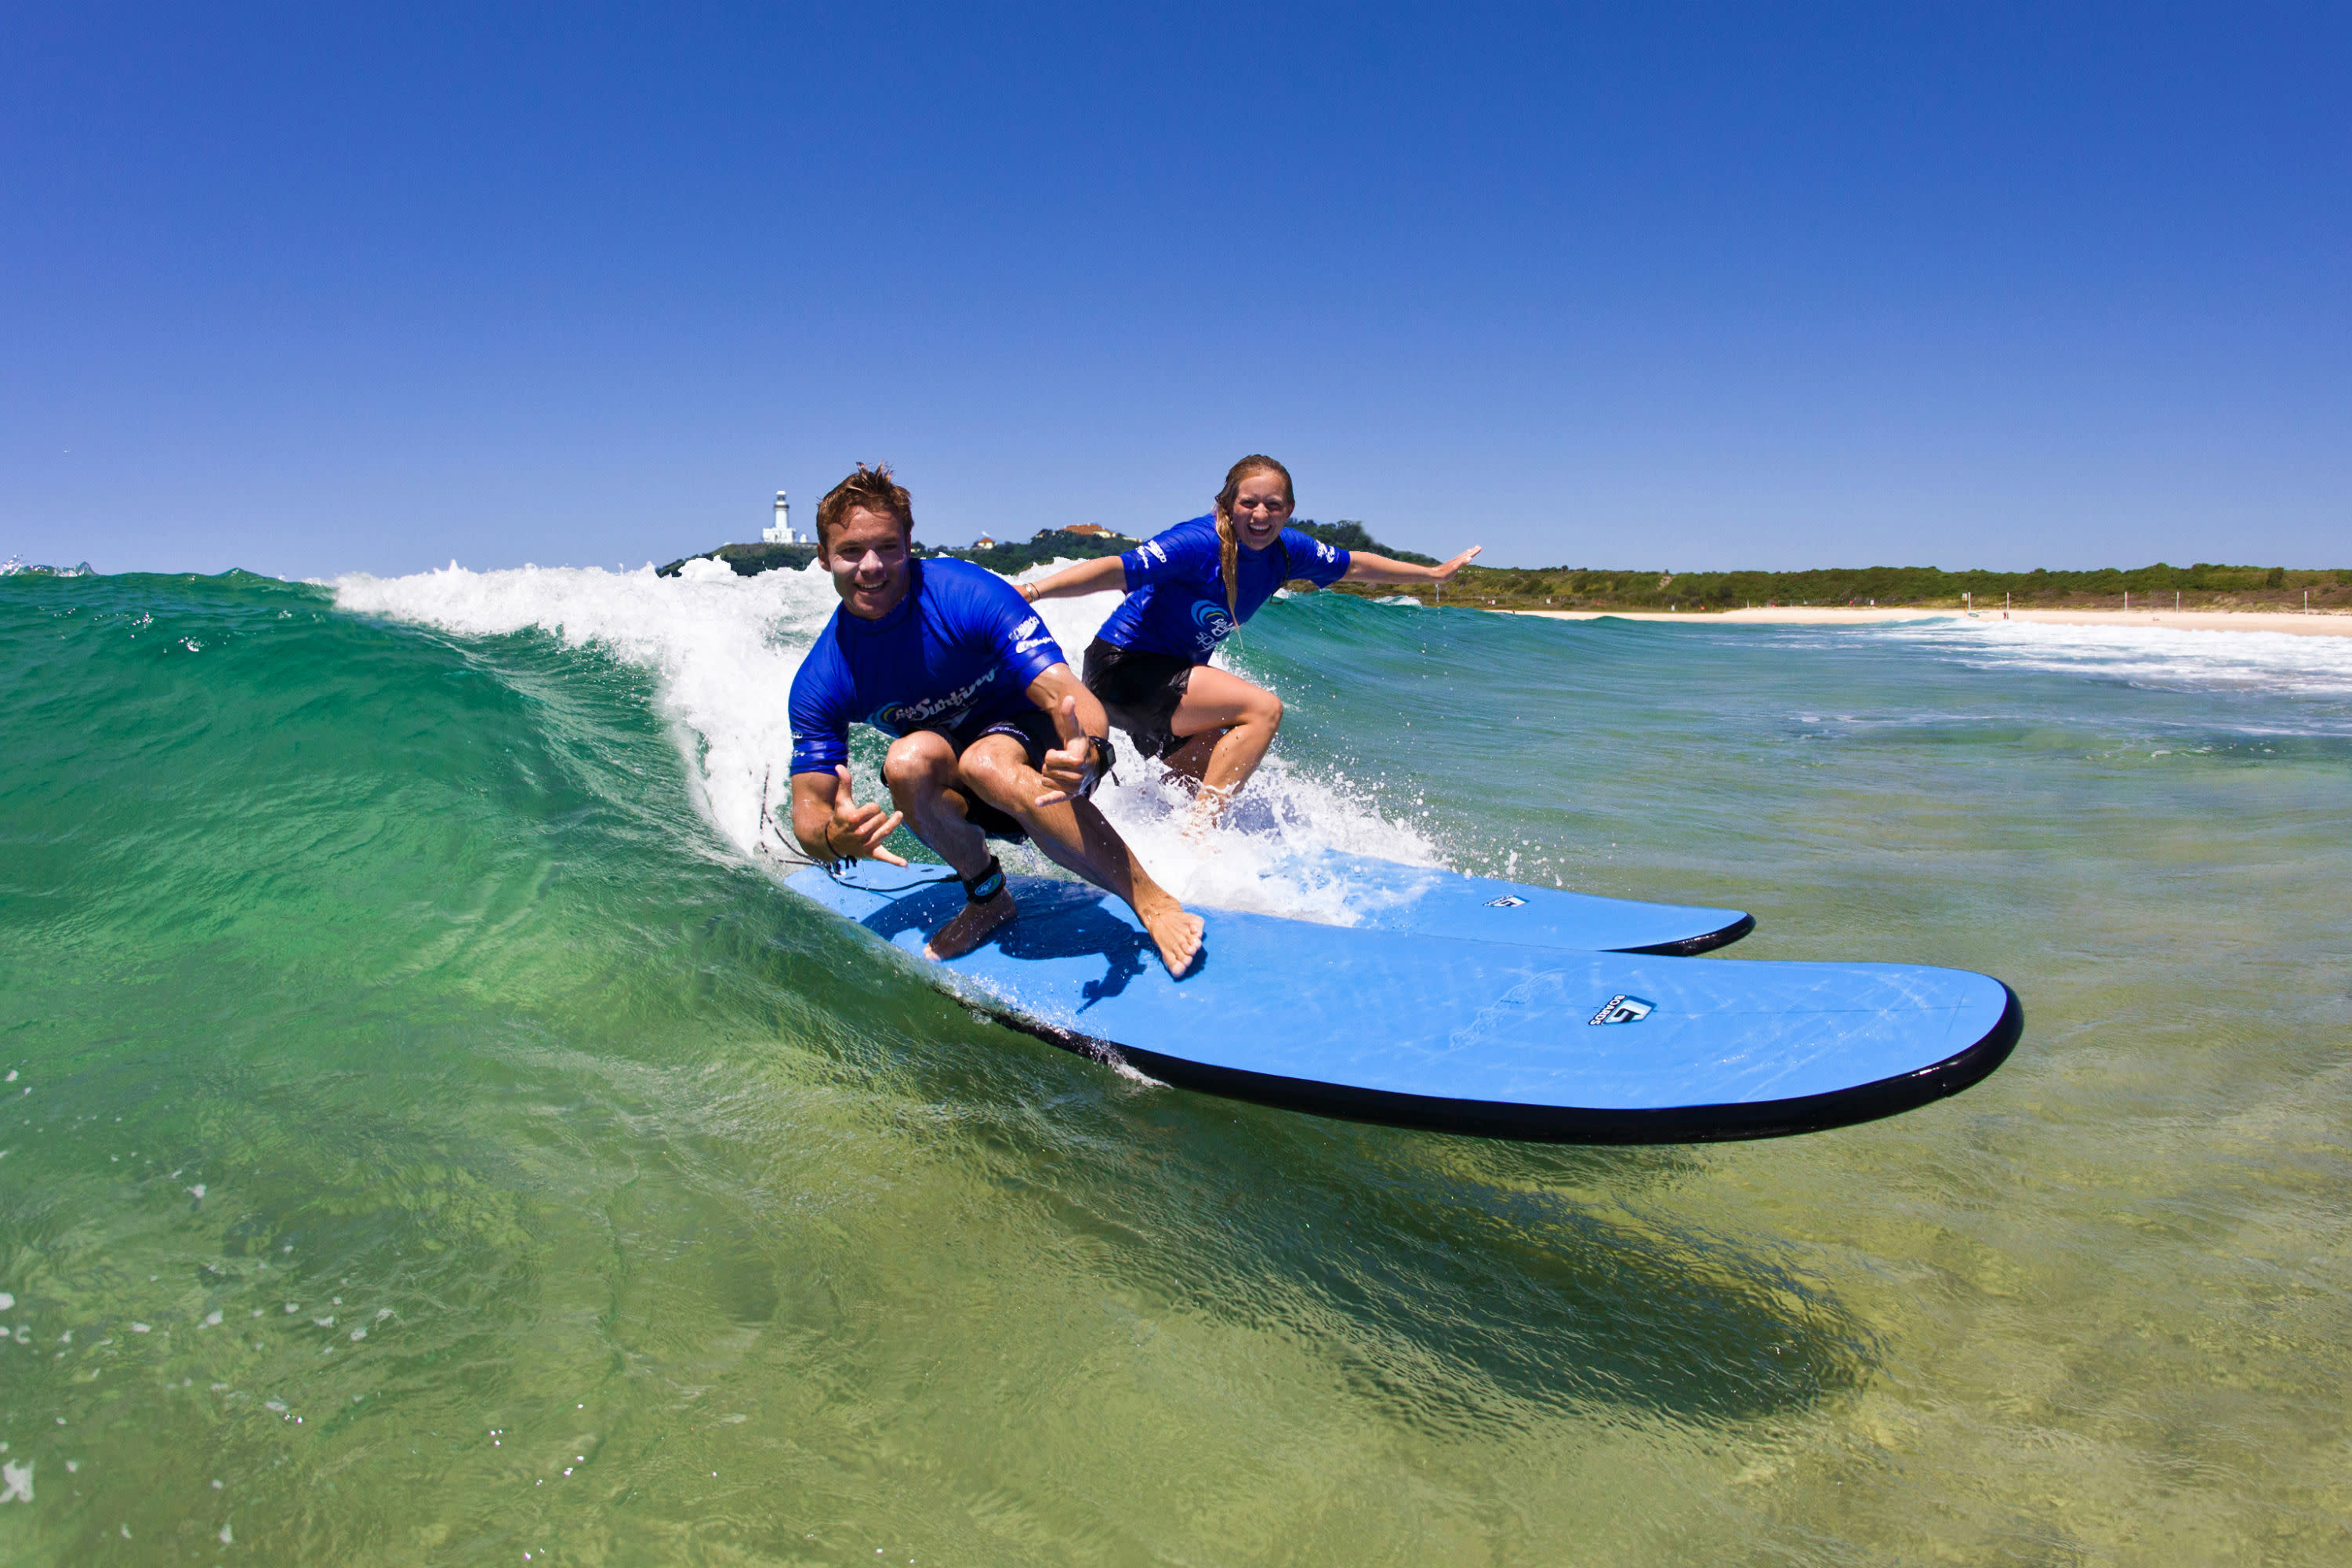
[785,858,2019,1146]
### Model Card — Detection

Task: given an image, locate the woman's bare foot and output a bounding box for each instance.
[1179,785,1233,846]
[1134,885,1206,976]
[924,888,1017,960]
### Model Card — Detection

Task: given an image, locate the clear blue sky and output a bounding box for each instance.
[5,2,2346,577]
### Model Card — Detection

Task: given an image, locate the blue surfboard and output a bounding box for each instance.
[1240,848,1753,955]
[786,862,2020,1143]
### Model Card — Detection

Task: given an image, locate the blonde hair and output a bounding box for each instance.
[1211,455,1295,618]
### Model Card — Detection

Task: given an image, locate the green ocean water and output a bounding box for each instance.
[2,564,2349,1564]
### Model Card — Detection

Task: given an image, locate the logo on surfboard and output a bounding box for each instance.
[1484,895,1527,908]
[1588,994,1655,1025]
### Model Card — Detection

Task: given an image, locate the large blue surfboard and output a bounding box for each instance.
[1241,848,1753,955]
[786,862,2021,1144]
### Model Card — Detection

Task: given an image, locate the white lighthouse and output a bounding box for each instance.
[763,491,810,546]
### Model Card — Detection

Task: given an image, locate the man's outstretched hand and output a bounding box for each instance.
[1035,695,1105,808]
[821,764,907,865]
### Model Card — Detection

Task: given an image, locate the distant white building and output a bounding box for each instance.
[763,491,811,546]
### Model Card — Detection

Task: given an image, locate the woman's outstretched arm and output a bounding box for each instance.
[1341,546,1482,586]
[1018,554,1129,603]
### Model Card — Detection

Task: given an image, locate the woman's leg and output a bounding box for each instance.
[1155,730,1222,787]
[1163,665,1283,832]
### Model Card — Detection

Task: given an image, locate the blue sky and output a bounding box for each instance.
[4,2,2346,577]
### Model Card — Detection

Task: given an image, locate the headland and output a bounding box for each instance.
[644,503,2351,639]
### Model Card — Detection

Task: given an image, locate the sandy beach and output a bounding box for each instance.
[1501,604,2352,637]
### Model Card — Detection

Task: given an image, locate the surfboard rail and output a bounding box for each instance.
[1293,849,1758,957]
[975,982,2023,1144]
[1615,912,1756,957]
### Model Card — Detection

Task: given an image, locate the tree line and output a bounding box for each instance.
[1369,560,2351,612]
[660,522,2348,613]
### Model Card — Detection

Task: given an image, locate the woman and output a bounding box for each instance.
[1019,455,1479,835]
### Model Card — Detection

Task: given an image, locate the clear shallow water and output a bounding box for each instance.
[2,567,2347,1564]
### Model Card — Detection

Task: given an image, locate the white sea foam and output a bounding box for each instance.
[1878,617,2352,699]
[332,559,1438,922]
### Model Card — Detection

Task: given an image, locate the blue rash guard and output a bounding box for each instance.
[789,558,1065,776]
[1093,515,1350,662]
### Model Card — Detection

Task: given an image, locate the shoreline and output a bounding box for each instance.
[1494,604,2352,638]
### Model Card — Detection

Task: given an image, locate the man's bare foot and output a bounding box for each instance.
[924,889,1016,960]
[1134,885,1206,976]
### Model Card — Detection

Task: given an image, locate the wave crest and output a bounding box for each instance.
[334,560,1439,923]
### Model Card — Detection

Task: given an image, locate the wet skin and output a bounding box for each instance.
[1018,468,1483,835]
[790,505,1203,976]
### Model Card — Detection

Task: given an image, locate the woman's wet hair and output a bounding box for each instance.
[816,463,915,556]
[1212,456,1295,617]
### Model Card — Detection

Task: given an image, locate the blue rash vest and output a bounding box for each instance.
[789,557,1066,776]
[1093,515,1350,662]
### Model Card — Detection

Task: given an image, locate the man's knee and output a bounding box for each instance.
[884,735,957,797]
[956,739,1028,807]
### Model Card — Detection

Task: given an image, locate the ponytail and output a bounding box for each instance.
[1211,454,1294,621]
[1214,510,1242,619]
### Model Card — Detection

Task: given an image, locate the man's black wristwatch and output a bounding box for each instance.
[1074,733,1118,800]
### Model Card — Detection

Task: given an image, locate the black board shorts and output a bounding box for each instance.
[924,706,1061,843]
[1083,638,1195,760]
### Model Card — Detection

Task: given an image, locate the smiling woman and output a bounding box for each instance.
[1020,454,1482,837]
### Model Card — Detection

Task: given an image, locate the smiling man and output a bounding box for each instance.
[787,464,1204,976]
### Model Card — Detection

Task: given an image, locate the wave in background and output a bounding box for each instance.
[333,558,1446,924]
[1878,615,2352,702]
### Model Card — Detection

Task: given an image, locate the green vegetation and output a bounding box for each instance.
[1287,519,1439,566]
[655,541,818,577]
[657,524,2349,614]
[920,528,1131,575]
[1366,560,2352,613]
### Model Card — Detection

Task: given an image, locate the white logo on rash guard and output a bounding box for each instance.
[869,669,998,734]
[1188,599,1235,652]
[1315,541,1336,563]
[1142,540,1167,566]
[1011,615,1054,654]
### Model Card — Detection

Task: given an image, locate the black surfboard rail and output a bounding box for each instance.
[981,981,2023,1145]
[1617,911,1756,957]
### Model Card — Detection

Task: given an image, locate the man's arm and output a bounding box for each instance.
[1025,662,1116,807]
[789,767,908,865]
[1341,546,1483,586]
[1028,661,1109,737]
[1018,555,1128,604]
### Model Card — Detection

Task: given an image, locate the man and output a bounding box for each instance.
[788,464,1205,977]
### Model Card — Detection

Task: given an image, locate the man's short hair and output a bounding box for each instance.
[815,464,914,555]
